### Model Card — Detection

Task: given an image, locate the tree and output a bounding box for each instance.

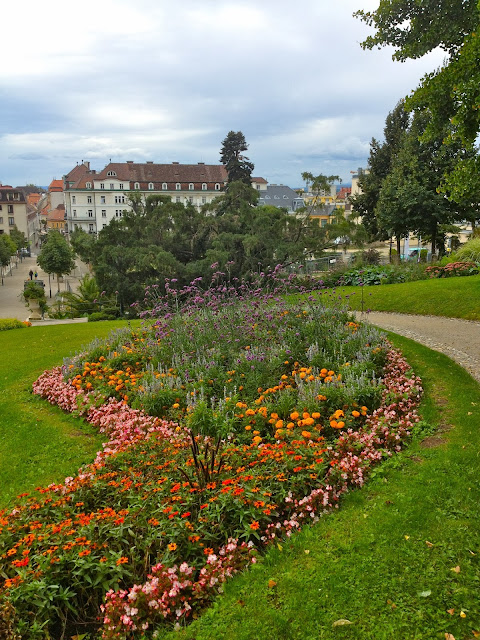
[375,111,463,255]
[37,231,76,292]
[301,172,340,206]
[350,100,410,239]
[355,1,480,194]
[0,235,16,280]
[70,228,98,266]
[9,226,27,251]
[220,131,254,185]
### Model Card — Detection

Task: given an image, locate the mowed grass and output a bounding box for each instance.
[321,273,480,321]
[0,320,139,507]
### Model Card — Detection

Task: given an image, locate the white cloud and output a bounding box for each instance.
[0,0,449,186]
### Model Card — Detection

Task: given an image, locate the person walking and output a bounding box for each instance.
[29,269,33,280]
[34,270,38,279]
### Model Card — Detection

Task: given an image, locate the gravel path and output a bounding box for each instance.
[356,311,480,384]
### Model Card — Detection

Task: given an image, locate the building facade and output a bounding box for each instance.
[0,185,28,238]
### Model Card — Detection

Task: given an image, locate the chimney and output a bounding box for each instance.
[126,160,134,164]
[146,161,153,164]
[84,161,90,170]
[172,161,179,165]
[198,162,205,165]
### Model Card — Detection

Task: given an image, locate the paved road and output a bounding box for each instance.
[357,311,480,384]
[0,254,88,322]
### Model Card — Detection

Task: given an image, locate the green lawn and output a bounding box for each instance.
[320,273,480,321]
[0,306,479,639]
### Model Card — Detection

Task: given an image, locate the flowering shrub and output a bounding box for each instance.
[425,261,479,278]
[0,275,424,638]
[0,319,30,331]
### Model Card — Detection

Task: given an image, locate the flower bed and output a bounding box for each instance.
[0,281,423,639]
[425,261,479,278]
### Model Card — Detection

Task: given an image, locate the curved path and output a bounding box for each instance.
[356,311,480,384]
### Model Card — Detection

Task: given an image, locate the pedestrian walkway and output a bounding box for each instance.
[0,254,88,322]
[357,311,480,384]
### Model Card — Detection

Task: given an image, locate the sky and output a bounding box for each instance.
[0,0,446,189]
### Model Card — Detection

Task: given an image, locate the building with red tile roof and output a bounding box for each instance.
[63,161,267,235]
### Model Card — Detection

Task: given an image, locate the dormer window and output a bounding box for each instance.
[100,183,105,189]
[107,171,117,177]
[214,183,220,191]
[189,183,194,190]
[148,182,154,190]
[202,183,207,190]
[162,183,167,190]
[86,182,92,189]
[176,183,181,190]
[134,182,140,190]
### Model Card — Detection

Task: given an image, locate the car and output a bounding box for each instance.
[20,247,31,257]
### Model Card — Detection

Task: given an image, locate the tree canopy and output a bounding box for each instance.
[76,188,330,311]
[37,231,76,291]
[220,131,254,185]
[355,1,480,195]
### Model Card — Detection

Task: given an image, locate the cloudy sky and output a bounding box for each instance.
[0,0,445,189]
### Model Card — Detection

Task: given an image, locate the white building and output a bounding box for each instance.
[63,161,269,235]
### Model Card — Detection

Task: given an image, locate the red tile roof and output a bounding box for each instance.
[49,180,63,192]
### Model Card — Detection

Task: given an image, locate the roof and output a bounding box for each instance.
[257,184,305,213]
[336,187,351,200]
[47,205,66,222]
[49,179,63,192]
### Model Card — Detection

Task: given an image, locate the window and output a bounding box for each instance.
[73,210,77,217]
[189,183,194,190]
[162,182,167,190]
[283,195,288,199]
[103,224,107,229]
[74,224,78,231]
[256,185,261,190]
[202,196,206,204]
[9,217,14,226]
[0,217,3,224]
[115,210,123,218]
[265,195,271,199]
[321,219,327,227]
[148,182,154,190]
[274,195,280,200]
[107,171,117,177]
[110,183,114,190]
[87,195,92,203]
[102,210,107,218]
[189,196,193,203]
[176,183,181,190]
[176,196,181,203]
[86,182,91,189]
[7,205,13,213]
[89,223,94,232]
[100,195,106,204]
[88,210,93,218]
[134,182,140,190]
[202,183,207,191]
[214,183,220,190]
[115,195,125,204]
[119,183,124,190]
[0,205,2,210]
[72,195,76,204]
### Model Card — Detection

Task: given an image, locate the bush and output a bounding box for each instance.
[0,319,30,331]
[454,237,480,263]
[88,311,118,322]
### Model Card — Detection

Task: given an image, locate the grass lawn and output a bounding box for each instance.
[0,320,138,507]
[0,309,479,638]
[319,273,480,321]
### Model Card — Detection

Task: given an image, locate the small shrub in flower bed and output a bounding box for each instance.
[425,261,479,278]
[0,275,423,638]
[0,318,31,331]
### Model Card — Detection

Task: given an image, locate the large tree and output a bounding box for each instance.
[350,100,410,239]
[37,231,76,292]
[220,131,254,185]
[355,1,480,195]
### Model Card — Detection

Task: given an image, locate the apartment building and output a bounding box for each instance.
[63,161,265,235]
[0,185,28,237]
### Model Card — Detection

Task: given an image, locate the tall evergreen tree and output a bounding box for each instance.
[220,131,254,185]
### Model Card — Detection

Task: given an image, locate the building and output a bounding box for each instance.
[63,161,227,235]
[0,185,28,238]
[47,204,66,232]
[63,161,271,235]
[257,184,305,214]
